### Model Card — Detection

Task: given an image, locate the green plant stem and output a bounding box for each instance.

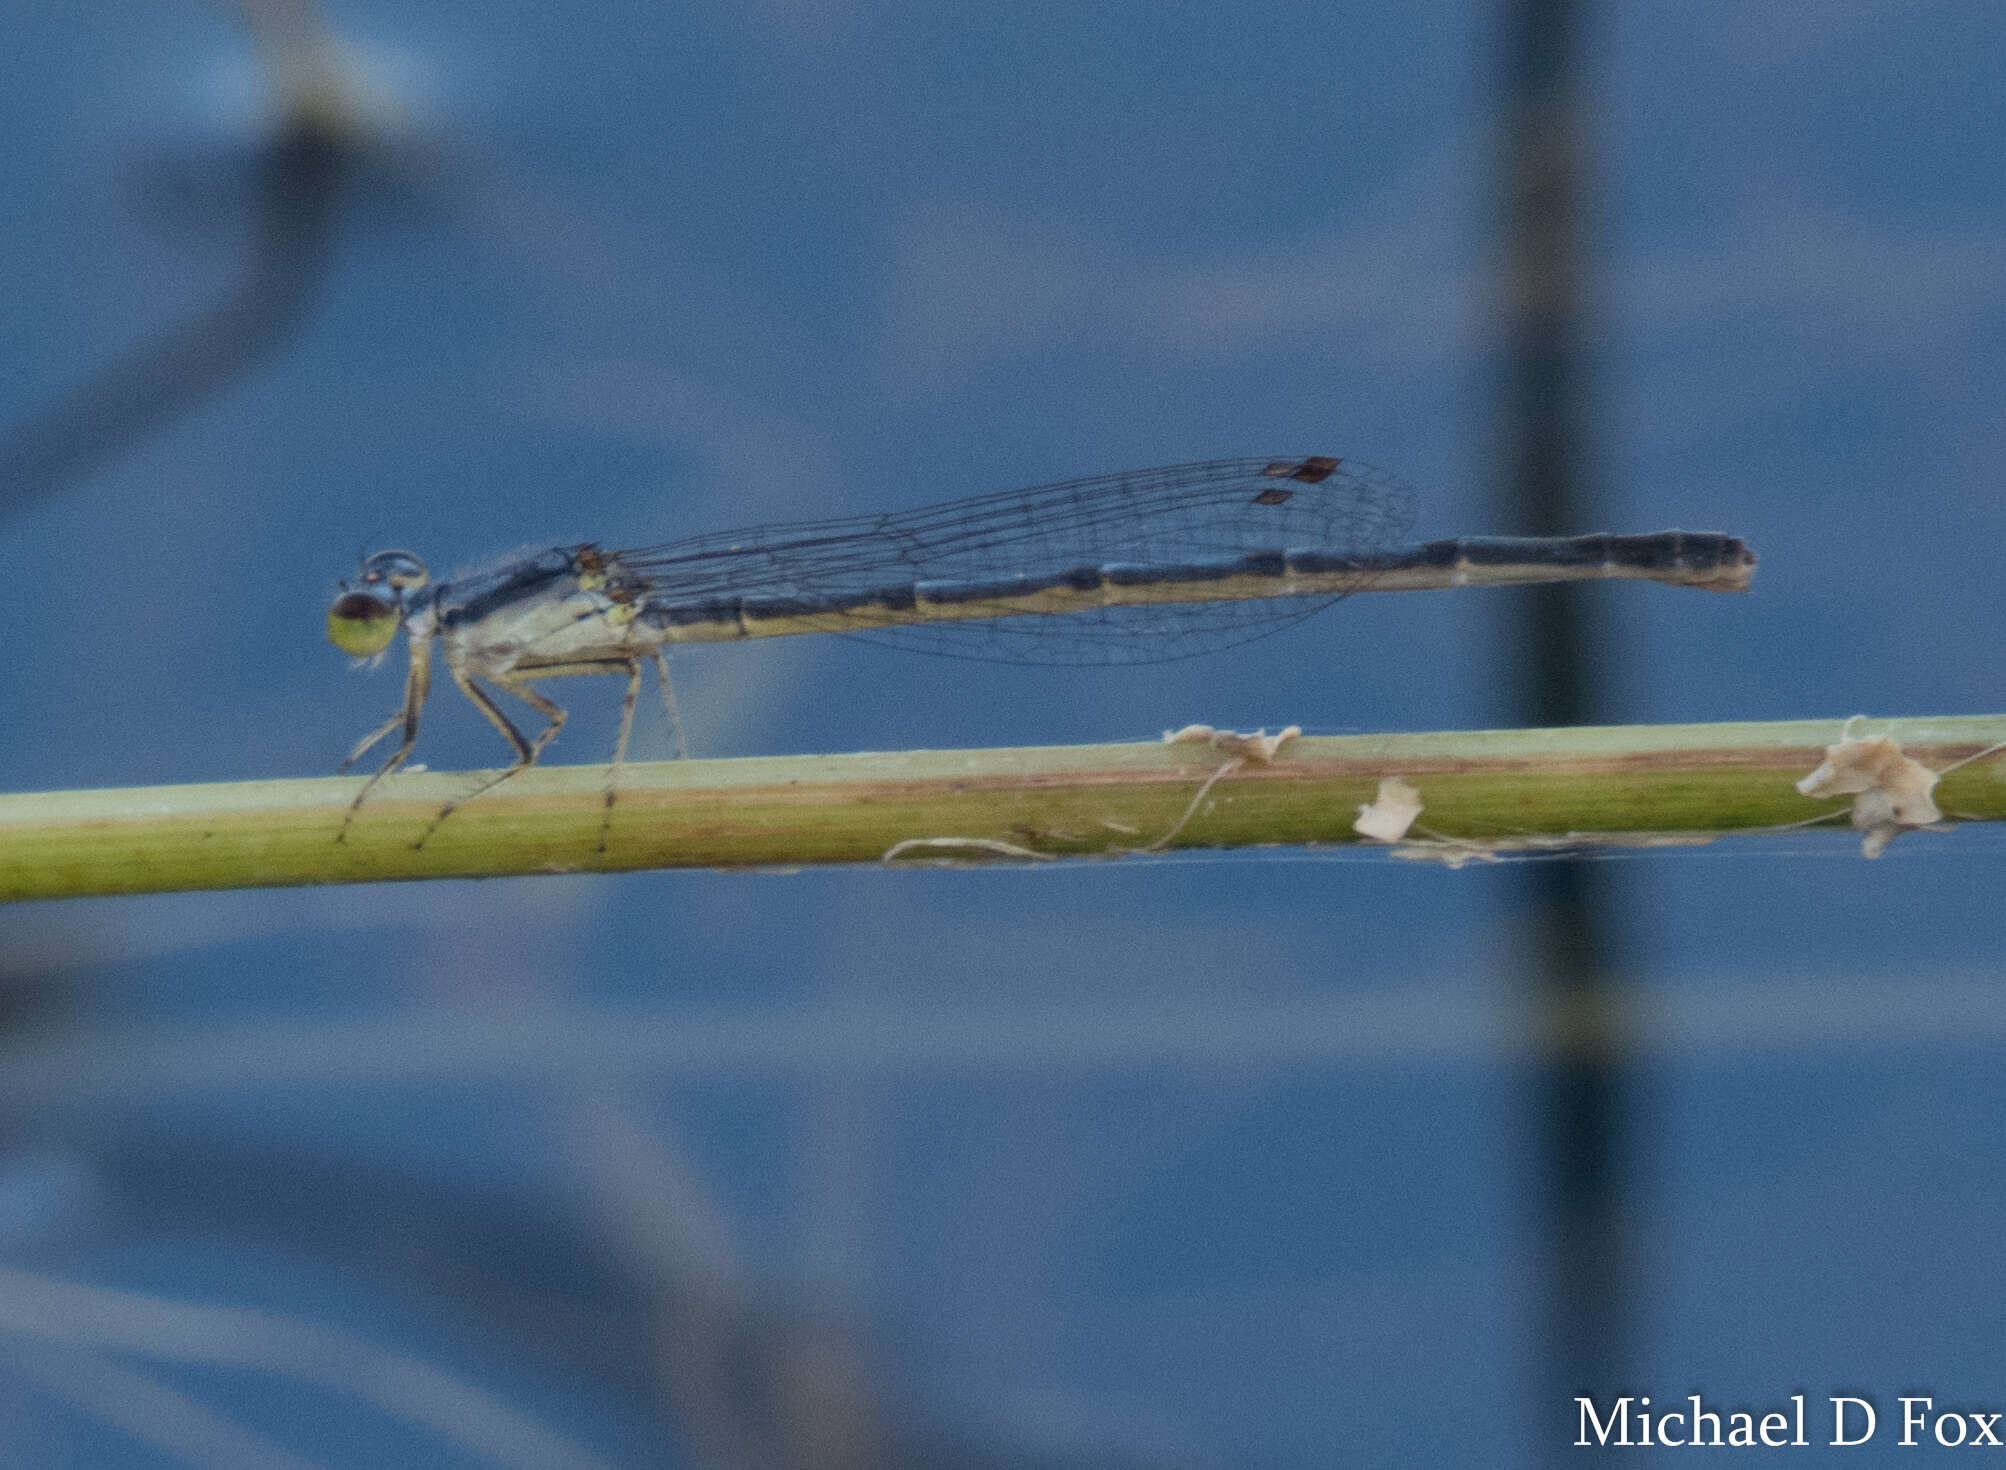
[5,715,2005,902]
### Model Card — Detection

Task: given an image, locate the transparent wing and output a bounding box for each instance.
[613,457,1418,665]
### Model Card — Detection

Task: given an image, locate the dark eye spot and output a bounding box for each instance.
[331,591,394,621]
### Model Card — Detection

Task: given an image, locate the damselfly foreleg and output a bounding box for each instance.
[335,637,433,844]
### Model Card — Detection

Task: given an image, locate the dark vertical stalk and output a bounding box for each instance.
[0,7,355,525]
[1491,0,1630,1456]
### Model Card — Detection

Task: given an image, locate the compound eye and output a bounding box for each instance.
[326,589,402,657]
[359,550,429,590]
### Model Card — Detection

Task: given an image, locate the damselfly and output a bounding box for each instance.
[326,455,1755,841]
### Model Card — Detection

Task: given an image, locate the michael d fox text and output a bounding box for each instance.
[1576,1395,2006,1449]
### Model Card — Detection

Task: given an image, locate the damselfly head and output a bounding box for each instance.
[327,550,428,658]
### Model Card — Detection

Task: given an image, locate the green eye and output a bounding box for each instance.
[327,590,402,657]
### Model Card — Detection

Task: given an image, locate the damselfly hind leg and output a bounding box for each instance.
[654,648,687,762]
[595,652,685,851]
[597,657,644,853]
